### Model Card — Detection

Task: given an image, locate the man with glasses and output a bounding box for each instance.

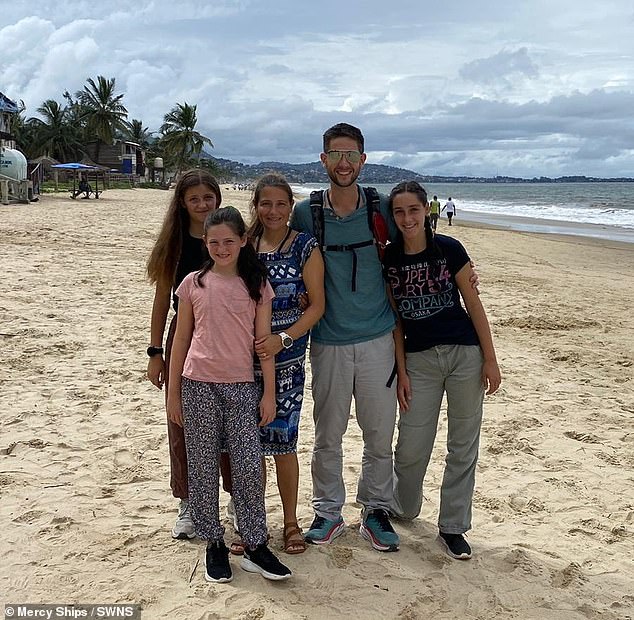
[290,123,400,552]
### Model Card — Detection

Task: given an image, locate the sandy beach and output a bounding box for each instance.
[1,187,633,619]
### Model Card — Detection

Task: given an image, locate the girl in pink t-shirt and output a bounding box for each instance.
[167,206,291,583]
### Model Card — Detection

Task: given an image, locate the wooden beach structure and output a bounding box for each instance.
[0,91,34,205]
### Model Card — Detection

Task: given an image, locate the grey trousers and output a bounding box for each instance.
[310,332,397,520]
[392,344,484,534]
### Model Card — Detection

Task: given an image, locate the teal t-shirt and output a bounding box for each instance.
[291,186,396,345]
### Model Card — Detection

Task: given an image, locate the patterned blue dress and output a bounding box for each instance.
[255,231,319,455]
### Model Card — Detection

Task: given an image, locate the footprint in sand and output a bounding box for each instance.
[502,548,544,576]
[550,562,587,588]
[96,487,115,498]
[427,552,453,569]
[0,473,13,489]
[329,546,353,568]
[548,349,581,363]
[114,449,136,467]
[508,495,545,513]
[564,430,601,443]
[13,509,47,524]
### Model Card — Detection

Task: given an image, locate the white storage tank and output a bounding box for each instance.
[154,157,164,169]
[0,146,27,180]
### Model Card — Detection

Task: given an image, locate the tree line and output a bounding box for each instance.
[11,75,214,175]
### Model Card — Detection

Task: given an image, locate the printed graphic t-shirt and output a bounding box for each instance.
[176,271,274,383]
[383,234,479,352]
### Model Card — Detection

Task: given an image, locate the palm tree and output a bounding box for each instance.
[126,119,152,149]
[30,99,82,161]
[10,101,38,159]
[62,90,88,141]
[76,76,129,163]
[160,102,213,174]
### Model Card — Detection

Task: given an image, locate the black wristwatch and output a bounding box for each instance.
[279,332,293,349]
[147,346,164,357]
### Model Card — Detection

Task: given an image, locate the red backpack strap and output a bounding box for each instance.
[363,187,389,261]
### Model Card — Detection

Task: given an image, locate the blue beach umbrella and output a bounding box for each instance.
[51,163,98,169]
[51,163,101,198]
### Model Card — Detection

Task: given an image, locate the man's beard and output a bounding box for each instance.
[327,168,360,188]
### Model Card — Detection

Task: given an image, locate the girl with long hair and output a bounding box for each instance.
[247,173,324,554]
[146,170,224,538]
[385,181,501,560]
[167,206,291,582]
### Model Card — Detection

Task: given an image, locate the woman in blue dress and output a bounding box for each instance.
[248,173,325,554]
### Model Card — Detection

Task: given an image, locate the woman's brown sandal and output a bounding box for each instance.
[283,522,306,555]
[229,536,245,555]
[230,532,271,556]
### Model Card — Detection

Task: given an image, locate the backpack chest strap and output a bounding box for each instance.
[321,239,374,291]
[321,239,374,252]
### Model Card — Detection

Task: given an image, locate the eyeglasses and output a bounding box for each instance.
[326,150,362,164]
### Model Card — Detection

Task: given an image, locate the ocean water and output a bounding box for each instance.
[291,182,634,244]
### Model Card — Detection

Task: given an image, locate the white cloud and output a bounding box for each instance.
[2,0,634,177]
[460,48,539,85]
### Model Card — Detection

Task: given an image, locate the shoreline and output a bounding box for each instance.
[290,185,634,246]
[453,210,634,246]
[453,215,634,251]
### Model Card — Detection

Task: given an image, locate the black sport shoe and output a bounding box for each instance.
[438,532,472,560]
[241,543,292,581]
[205,541,233,582]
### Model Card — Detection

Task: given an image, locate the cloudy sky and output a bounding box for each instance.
[2,0,634,177]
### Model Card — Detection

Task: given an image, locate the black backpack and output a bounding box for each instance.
[309,186,389,292]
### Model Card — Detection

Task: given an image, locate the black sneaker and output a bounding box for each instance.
[438,532,472,560]
[205,541,233,582]
[240,543,292,581]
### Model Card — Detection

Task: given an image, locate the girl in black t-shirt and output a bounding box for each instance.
[146,170,227,540]
[385,181,501,561]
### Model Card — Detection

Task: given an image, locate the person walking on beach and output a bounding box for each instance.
[385,181,501,560]
[167,206,291,583]
[147,170,231,540]
[442,197,456,225]
[429,195,441,231]
[247,172,325,555]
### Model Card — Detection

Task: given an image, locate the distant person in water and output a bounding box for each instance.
[429,195,441,231]
[442,197,456,226]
